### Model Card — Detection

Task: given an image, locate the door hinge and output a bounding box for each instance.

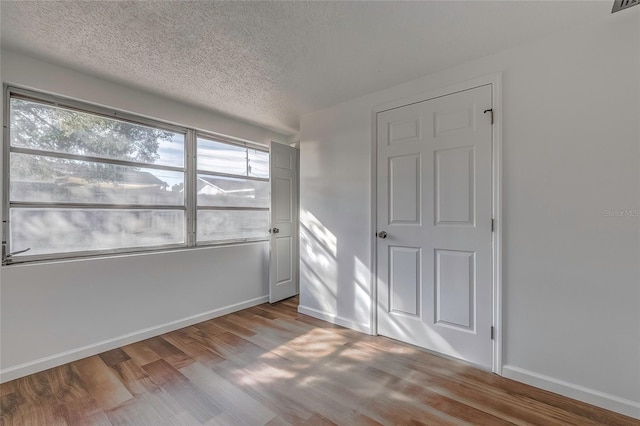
[484,108,494,125]
[491,326,495,340]
[491,218,495,232]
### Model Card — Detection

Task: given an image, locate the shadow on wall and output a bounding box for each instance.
[300,208,452,357]
[300,209,338,315]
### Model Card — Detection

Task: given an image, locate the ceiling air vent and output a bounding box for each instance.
[611,0,639,13]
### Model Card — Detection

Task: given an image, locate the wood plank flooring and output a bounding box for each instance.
[1,296,637,425]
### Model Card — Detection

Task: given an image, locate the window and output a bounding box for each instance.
[196,136,270,243]
[4,88,270,264]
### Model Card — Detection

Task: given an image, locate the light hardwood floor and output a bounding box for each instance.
[1,296,637,425]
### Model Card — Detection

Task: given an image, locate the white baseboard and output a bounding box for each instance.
[0,295,269,383]
[297,305,371,334]
[502,365,640,420]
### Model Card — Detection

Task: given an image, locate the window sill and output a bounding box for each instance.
[1,239,270,268]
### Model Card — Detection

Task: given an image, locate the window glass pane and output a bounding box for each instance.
[10,153,184,205]
[197,210,269,242]
[10,208,185,256]
[197,175,269,208]
[10,98,185,167]
[197,138,247,175]
[248,149,269,178]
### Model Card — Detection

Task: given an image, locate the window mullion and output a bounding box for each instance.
[186,129,197,247]
[195,169,269,182]
[9,147,186,173]
[8,202,187,210]
[246,147,250,178]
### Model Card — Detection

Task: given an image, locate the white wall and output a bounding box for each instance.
[1,245,269,377]
[300,10,640,418]
[0,50,290,381]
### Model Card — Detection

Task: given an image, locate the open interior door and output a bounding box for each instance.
[269,142,299,303]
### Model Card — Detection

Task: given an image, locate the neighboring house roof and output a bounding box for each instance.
[197,176,256,196]
[60,170,168,189]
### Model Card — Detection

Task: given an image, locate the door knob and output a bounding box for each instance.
[269,228,280,234]
[377,231,388,239]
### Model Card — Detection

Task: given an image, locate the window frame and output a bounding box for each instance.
[2,85,271,265]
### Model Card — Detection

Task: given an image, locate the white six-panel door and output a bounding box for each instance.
[269,142,299,303]
[376,85,493,368]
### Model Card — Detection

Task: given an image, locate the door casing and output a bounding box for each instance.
[370,73,503,374]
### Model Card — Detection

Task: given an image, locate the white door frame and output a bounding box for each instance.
[369,73,503,374]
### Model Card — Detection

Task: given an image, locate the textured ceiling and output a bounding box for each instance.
[1,1,611,135]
